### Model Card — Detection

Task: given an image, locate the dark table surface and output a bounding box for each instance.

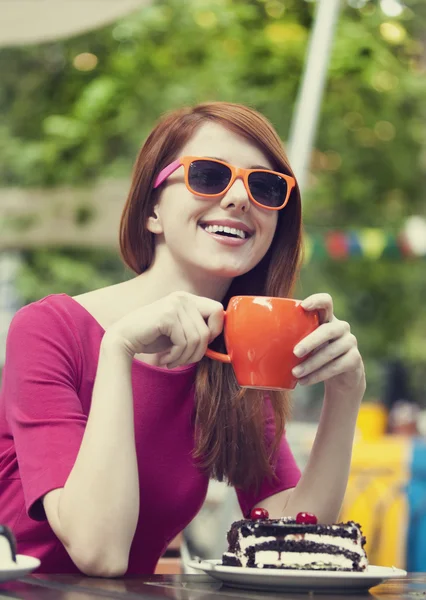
[0,573,425,600]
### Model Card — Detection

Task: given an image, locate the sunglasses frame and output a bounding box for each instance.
[153,156,296,211]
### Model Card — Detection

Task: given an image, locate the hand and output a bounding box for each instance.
[291,293,366,396]
[104,291,224,368]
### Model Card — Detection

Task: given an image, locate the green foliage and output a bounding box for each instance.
[17,249,127,301]
[1,0,425,401]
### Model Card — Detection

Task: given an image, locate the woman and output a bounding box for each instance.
[0,102,365,577]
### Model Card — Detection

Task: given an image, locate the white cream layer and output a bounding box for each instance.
[238,535,276,551]
[224,549,368,570]
[237,533,363,555]
[285,533,364,555]
[254,551,354,569]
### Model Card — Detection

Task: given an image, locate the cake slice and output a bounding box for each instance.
[222,510,368,571]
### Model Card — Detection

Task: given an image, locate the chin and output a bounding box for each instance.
[201,262,254,279]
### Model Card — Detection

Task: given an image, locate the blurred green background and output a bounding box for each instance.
[1,0,425,403]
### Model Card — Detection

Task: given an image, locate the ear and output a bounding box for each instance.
[146,205,163,235]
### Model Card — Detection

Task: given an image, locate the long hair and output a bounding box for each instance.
[120,102,303,491]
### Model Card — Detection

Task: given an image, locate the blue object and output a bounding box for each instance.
[347,231,363,257]
[406,439,426,571]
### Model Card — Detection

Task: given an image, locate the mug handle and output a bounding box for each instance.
[204,309,231,363]
[205,348,232,363]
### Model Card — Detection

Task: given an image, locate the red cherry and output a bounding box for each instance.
[296,512,318,525]
[250,507,269,520]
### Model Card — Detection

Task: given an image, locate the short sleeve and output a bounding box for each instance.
[235,418,301,518]
[2,301,87,521]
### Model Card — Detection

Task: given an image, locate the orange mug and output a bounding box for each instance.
[205,296,319,390]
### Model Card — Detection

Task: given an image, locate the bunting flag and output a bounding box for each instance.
[303,228,426,263]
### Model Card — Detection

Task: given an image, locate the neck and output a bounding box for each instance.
[128,254,232,305]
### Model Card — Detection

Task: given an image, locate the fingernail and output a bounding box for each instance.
[294,345,306,358]
[292,366,304,377]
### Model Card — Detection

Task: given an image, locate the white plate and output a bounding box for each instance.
[187,559,407,592]
[0,555,41,583]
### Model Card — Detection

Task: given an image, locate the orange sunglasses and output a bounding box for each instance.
[153,156,296,210]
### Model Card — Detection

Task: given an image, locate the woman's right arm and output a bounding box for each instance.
[43,339,138,578]
[43,291,223,577]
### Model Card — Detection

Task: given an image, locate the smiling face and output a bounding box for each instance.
[146,121,279,284]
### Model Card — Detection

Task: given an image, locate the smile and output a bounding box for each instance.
[199,224,253,246]
[202,224,248,239]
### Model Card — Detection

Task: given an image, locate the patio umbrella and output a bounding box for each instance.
[0,0,151,47]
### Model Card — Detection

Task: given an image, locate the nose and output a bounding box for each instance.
[220,176,250,213]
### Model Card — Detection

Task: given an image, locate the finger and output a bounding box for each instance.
[159,309,189,367]
[181,303,211,364]
[159,295,223,368]
[178,293,224,342]
[180,293,223,320]
[189,297,224,341]
[166,305,205,368]
[292,333,357,379]
[298,348,360,386]
[301,293,333,324]
[207,309,225,342]
[294,319,350,358]
[143,334,173,354]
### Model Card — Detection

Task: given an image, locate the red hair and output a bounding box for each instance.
[120,102,302,491]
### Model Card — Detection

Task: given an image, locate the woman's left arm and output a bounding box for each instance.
[258,293,366,523]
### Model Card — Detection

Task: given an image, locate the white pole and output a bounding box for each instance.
[287,0,342,194]
[0,251,21,369]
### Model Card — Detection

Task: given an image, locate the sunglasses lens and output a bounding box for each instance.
[188,160,232,195]
[248,171,288,208]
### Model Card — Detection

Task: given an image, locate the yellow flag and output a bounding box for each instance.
[303,235,313,264]
[359,229,387,259]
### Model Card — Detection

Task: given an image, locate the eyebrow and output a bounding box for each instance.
[206,156,272,171]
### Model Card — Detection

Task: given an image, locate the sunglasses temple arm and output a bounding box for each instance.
[153,159,182,189]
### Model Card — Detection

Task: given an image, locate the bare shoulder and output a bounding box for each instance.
[73,284,117,309]
[72,278,147,331]
[73,283,128,331]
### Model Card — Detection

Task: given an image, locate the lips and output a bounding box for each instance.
[199,226,249,246]
[199,220,254,239]
[202,224,247,239]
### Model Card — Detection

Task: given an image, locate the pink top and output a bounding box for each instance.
[0,294,301,574]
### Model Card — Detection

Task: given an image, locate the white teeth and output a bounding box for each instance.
[203,224,247,239]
